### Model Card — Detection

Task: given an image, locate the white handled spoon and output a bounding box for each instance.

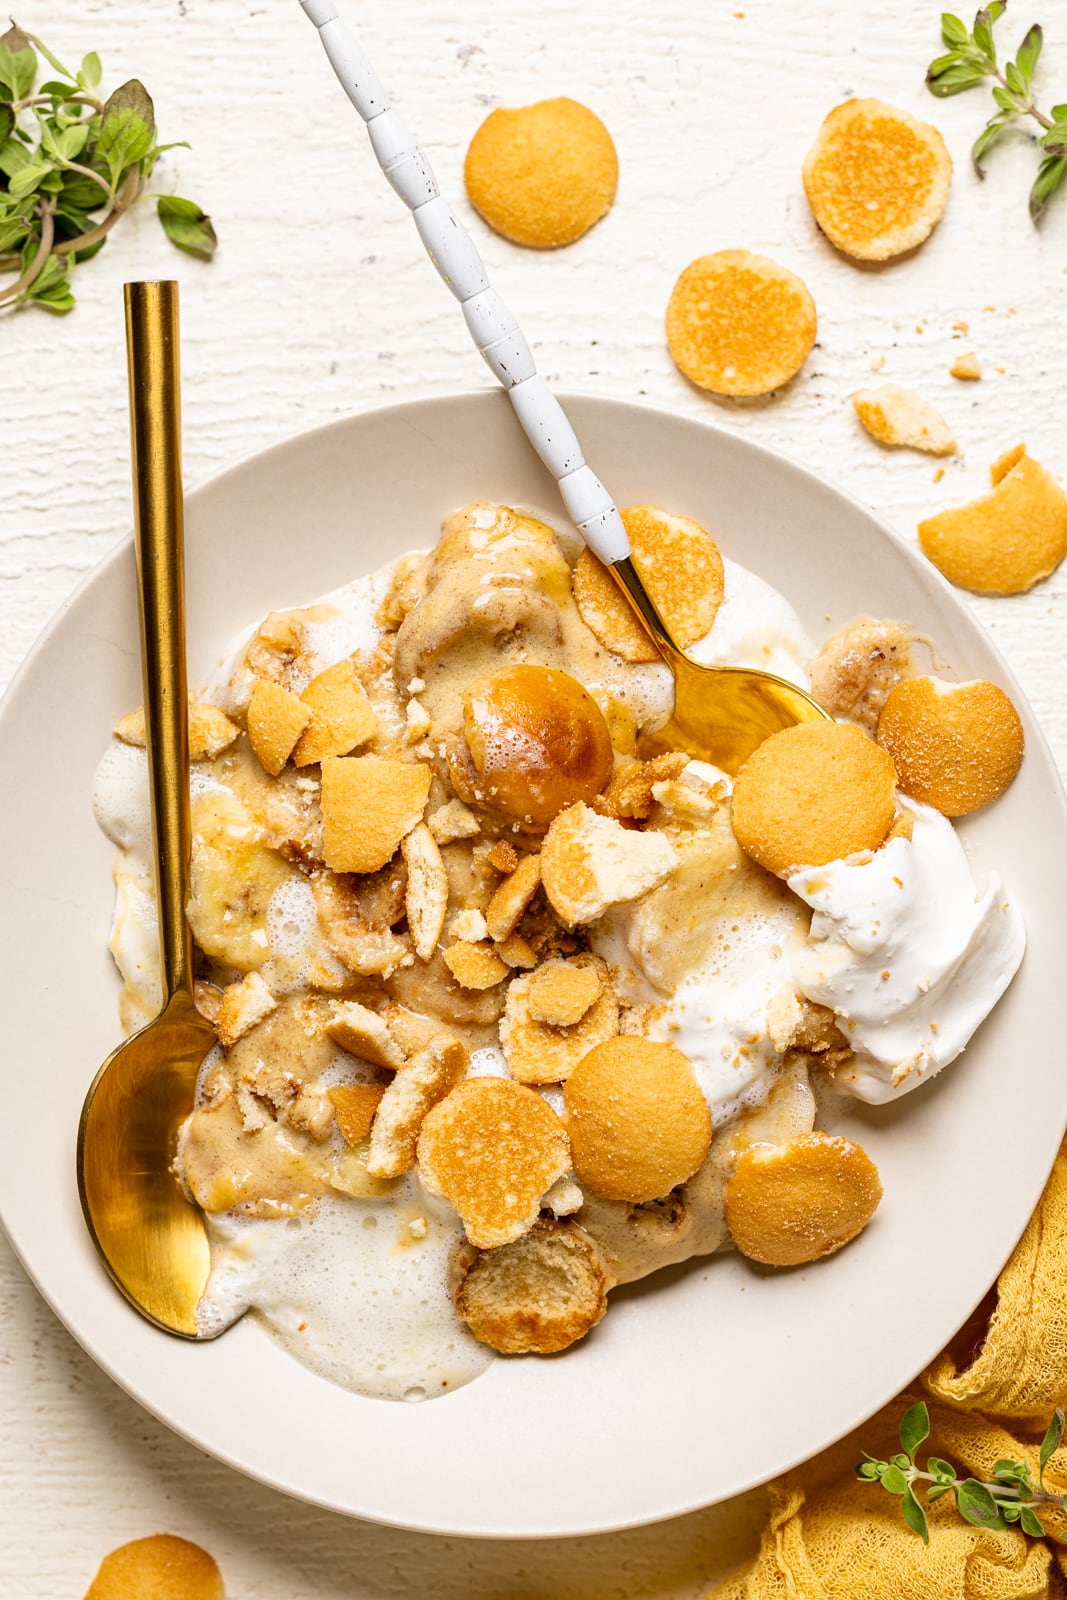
[299,0,827,769]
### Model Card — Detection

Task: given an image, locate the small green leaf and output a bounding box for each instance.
[96,79,156,186]
[972,8,997,61]
[1019,1505,1048,1538]
[0,136,32,177]
[956,1478,1008,1529]
[1031,153,1067,220]
[7,158,53,199]
[900,1402,931,1463]
[901,1485,930,1543]
[1000,1502,1022,1524]
[156,194,217,260]
[927,1484,953,1501]
[24,32,73,81]
[993,1458,1031,1481]
[1040,1408,1065,1475]
[1053,104,1067,122]
[941,12,972,47]
[856,1461,881,1480]
[928,1457,957,1482]
[0,214,29,251]
[992,84,1020,111]
[37,78,76,100]
[880,1464,909,1495]
[39,119,89,163]
[1004,60,1026,97]
[79,51,102,89]
[0,105,11,145]
[0,37,36,101]
[1014,24,1043,91]
[928,49,966,74]
[972,111,1010,172]
[928,60,989,93]
[57,170,108,209]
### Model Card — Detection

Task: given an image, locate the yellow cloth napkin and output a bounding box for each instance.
[710,1136,1067,1599]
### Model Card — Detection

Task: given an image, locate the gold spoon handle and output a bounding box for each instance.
[124,280,195,1005]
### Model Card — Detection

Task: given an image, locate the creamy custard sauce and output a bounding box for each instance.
[93,503,1025,1400]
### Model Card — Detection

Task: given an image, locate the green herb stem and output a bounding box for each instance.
[51,165,138,256]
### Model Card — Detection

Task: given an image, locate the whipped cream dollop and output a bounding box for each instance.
[788,801,1026,1104]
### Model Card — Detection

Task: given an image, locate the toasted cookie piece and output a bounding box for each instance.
[418,1077,572,1247]
[724,1131,883,1266]
[246,678,310,776]
[326,1000,407,1068]
[564,1037,712,1203]
[950,351,982,380]
[319,755,432,874]
[918,447,1067,593]
[528,958,603,1026]
[666,250,817,397]
[484,851,542,942]
[574,506,725,664]
[453,1218,611,1353]
[877,676,1024,817]
[730,721,898,877]
[496,930,539,969]
[442,940,510,990]
[802,98,952,260]
[600,751,691,819]
[401,822,448,960]
[427,799,481,845]
[541,802,678,925]
[462,664,614,826]
[464,96,618,248]
[501,954,619,1085]
[328,1082,386,1145]
[84,1533,224,1600]
[114,701,239,761]
[852,385,957,456]
[292,658,377,766]
[366,1032,469,1179]
[215,971,277,1050]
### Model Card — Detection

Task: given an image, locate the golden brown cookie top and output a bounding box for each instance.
[563,1036,712,1203]
[802,98,952,260]
[730,720,898,877]
[724,1131,883,1266]
[573,506,725,663]
[918,447,1067,594]
[666,250,817,397]
[417,1076,571,1248]
[877,676,1024,817]
[464,96,618,248]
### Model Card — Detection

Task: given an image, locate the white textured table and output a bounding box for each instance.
[2,2,1065,1593]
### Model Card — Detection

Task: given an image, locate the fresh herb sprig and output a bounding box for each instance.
[926,4,1067,220]
[857,1401,1067,1544]
[0,22,215,315]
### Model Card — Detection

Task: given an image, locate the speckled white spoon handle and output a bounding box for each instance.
[299,0,630,566]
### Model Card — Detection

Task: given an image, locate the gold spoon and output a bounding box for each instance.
[77,280,217,1337]
[609,557,829,774]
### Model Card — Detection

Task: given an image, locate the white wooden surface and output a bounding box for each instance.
[2,1,1065,1593]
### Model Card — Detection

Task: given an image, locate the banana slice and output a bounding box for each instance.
[187,789,292,970]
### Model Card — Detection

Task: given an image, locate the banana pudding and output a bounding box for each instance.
[94,502,1025,1400]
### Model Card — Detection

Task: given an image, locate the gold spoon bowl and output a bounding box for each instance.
[609,555,830,773]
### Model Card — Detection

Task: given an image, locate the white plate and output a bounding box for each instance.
[1,392,1064,1538]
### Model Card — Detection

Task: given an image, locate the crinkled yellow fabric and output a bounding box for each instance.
[710,1137,1067,1600]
